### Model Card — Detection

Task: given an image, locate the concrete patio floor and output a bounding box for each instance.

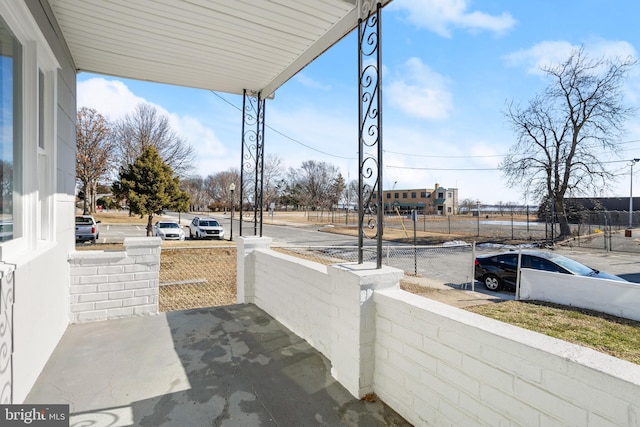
[26,304,411,426]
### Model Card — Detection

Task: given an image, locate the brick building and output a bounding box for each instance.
[373,183,458,215]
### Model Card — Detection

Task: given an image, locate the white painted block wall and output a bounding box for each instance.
[239,237,640,426]
[68,238,161,323]
[520,268,640,321]
[252,249,333,357]
[374,289,640,427]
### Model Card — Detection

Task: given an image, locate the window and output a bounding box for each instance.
[438,192,444,198]
[402,192,407,199]
[0,15,21,242]
[0,2,59,256]
[447,207,452,213]
[420,192,426,198]
[386,193,390,199]
[448,192,453,198]
[411,192,416,198]
[394,192,399,199]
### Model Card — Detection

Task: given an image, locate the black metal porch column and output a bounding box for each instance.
[357,1,383,268]
[239,90,266,237]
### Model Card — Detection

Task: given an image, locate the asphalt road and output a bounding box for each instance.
[97,212,376,246]
[94,212,640,285]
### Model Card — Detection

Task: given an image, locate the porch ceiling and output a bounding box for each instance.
[48,0,392,98]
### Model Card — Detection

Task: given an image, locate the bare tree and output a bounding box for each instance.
[76,107,113,214]
[113,103,196,177]
[458,198,477,214]
[291,160,343,212]
[202,169,240,210]
[263,154,284,207]
[502,47,636,238]
[181,176,207,211]
[342,179,358,210]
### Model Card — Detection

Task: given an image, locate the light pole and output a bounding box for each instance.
[630,159,640,229]
[229,183,235,241]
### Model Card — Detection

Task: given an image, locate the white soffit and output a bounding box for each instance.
[48,0,392,97]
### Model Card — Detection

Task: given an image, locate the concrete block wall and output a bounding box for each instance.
[237,237,404,398]
[252,249,333,358]
[374,289,640,427]
[520,269,640,321]
[68,238,161,323]
[239,237,640,425]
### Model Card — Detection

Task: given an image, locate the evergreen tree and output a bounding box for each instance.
[113,146,190,236]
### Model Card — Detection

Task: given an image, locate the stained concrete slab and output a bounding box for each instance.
[26,304,411,426]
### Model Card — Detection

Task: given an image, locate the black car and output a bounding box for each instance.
[474,250,626,291]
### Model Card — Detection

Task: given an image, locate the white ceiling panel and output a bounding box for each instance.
[48,0,392,97]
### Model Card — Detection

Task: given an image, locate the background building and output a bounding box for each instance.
[374,183,458,215]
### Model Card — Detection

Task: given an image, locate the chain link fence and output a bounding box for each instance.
[273,244,486,288]
[159,246,237,311]
[157,243,527,313]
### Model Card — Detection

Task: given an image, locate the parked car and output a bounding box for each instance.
[153,221,185,241]
[75,215,100,244]
[189,217,224,240]
[474,250,626,291]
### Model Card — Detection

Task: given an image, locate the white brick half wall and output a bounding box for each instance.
[68,238,161,323]
[238,237,640,426]
[520,268,640,321]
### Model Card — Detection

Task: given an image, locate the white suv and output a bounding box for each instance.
[189,217,225,240]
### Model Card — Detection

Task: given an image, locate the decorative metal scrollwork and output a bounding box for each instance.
[358,1,383,267]
[239,90,265,237]
[0,269,15,404]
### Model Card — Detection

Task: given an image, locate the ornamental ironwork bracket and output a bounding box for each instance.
[239,90,265,237]
[358,1,383,267]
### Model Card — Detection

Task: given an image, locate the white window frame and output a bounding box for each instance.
[0,2,59,262]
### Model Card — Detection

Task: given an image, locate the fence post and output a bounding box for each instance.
[471,241,476,292]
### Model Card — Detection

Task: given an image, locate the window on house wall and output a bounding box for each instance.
[448,192,452,198]
[402,192,407,198]
[420,191,426,198]
[0,2,58,255]
[38,68,54,241]
[386,193,390,199]
[394,192,399,198]
[447,207,452,213]
[438,192,444,198]
[411,192,416,198]
[0,15,21,242]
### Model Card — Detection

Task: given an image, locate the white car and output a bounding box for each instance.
[189,217,225,240]
[153,221,185,241]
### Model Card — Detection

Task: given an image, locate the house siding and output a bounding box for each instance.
[10,0,77,403]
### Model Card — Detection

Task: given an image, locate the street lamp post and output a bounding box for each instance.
[630,159,640,229]
[229,183,235,241]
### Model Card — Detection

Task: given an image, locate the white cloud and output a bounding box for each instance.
[77,78,145,120]
[77,77,227,177]
[505,40,638,75]
[294,73,332,91]
[390,0,516,37]
[386,57,452,120]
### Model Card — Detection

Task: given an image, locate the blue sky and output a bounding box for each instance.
[78,0,640,204]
